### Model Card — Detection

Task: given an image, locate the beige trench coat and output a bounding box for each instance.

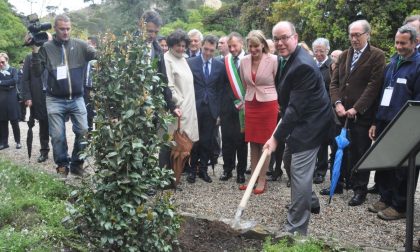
[164,50,199,142]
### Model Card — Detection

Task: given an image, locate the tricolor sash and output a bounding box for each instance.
[225,54,245,132]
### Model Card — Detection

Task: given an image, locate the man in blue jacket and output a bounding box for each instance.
[28,14,96,178]
[367,25,420,220]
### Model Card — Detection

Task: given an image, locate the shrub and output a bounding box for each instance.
[67,31,180,251]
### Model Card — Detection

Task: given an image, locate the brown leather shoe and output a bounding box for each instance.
[56,166,69,178]
[368,201,388,213]
[377,207,406,220]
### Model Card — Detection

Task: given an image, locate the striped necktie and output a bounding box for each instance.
[351,50,361,71]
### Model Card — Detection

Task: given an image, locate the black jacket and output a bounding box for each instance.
[319,57,332,93]
[31,36,96,99]
[0,67,20,121]
[274,46,333,154]
[21,54,48,120]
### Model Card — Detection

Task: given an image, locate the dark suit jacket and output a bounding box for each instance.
[319,57,332,93]
[188,56,226,119]
[21,54,48,120]
[330,44,386,126]
[0,67,20,121]
[274,46,333,154]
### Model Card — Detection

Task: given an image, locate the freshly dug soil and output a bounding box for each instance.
[176,217,263,252]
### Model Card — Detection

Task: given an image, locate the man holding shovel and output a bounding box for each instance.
[264,21,333,235]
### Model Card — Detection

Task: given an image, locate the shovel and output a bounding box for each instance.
[231,119,281,230]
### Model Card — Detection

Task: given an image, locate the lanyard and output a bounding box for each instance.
[387,59,404,87]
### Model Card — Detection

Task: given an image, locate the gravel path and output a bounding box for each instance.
[1,119,419,250]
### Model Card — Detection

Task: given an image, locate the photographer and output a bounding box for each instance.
[26,14,96,177]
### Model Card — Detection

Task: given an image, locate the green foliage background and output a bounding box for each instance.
[268,0,420,55]
[0,0,28,65]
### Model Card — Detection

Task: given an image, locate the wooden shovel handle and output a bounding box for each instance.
[238,149,269,209]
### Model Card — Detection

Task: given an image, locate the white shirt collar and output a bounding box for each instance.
[355,43,368,54]
[317,57,328,65]
[201,55,212,64]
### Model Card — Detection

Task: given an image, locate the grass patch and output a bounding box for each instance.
[0,158,86,251]
[263,236,361,252]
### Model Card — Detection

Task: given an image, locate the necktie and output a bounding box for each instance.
[280,58,287,70]
[351,50,361,71]
[233,56,239,70]
[317,61,322,68]
[204,61,210,80]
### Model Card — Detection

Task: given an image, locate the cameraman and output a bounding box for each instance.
[21,32,53,163]
[26,14,96,177]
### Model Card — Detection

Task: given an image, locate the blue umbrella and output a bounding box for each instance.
[329,125,350,203]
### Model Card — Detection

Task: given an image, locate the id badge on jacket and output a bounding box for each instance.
[56,65,67,80]
[380,87,393,107]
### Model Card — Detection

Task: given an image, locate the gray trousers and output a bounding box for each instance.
[285,146,320,235]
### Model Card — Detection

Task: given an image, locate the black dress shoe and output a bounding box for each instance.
[319,185,343,196]
[266,171,273,176]
[0,144,9,150]
[348,193,366,206]
[219,172,232,181]
[187,173,196,183]
[245,169,251,175]
[285,203,320,214]
[37,154,48,163]
[311,206,320,214]
[313,175,324,184]
[236,174,245,184]
[286,180,291,187]
[198,172,212,183]
[367,184,378,194]
[267,175,279,181]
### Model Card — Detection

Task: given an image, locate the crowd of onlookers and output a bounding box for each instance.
[1,8,420,246]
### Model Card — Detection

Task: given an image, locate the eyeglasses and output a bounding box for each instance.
[273,34,295,43]
[349,31,367,39]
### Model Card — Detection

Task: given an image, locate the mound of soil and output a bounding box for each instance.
[176,216,263,252]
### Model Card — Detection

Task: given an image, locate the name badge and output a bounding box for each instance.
[380,87,393,107]
[56,65,67,80]
[397,78,407,84]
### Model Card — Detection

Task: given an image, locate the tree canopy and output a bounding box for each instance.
[269,0,420,55]
[6,0,419,57]
[0,0,28,65]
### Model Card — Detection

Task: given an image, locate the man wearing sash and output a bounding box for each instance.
[219,32,248,184]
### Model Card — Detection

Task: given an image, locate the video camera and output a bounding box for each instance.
[25,14,52,46]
